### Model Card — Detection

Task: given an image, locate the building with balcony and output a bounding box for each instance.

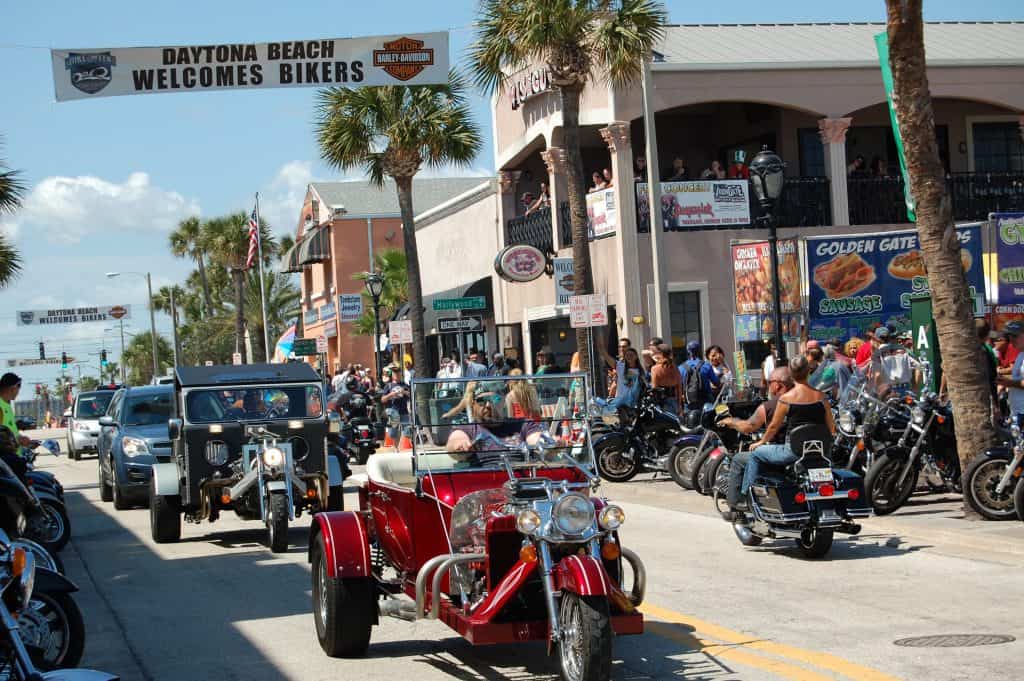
[479,21,1024,369]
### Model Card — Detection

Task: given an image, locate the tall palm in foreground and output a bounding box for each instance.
[315,72,482,395]
[0,137,25,288]
[884,0,996,515]
[169,216,213,317]
[470,0,666,373]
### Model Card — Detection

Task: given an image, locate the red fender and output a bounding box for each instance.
[553,555,610,597]
[309,511,371,579]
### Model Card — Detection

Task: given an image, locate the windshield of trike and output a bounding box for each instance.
[411,373,592,474]
[185,384,323,423]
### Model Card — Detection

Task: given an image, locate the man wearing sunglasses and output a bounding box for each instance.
[717,366,794,521]
[446,390,545,466]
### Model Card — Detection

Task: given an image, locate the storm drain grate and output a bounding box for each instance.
[893,634,1016,648]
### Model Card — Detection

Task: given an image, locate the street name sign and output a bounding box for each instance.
[438,316,484,333]
[389,320,413,344]
[6,358,68,368]
[433,297,485,312]
[292,338,319,356]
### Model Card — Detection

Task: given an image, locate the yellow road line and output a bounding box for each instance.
[646,621,839,681]
[641,602,902,681]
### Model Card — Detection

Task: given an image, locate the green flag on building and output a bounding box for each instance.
[874,31,916,223]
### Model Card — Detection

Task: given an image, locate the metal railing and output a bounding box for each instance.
[849,172,1024,224]
[505,208,554,252]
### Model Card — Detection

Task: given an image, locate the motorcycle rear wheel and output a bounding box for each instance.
[667,445,699,490]
[594,441,640,483]
[964,455,1017,520]
[558,592,612,681]
[864,454,917,516]
[796,528,834,559]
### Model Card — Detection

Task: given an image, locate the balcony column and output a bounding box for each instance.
[498,170,522,244]
[818,117,853,227]
[541,147,568,251]
[600,122,644,348]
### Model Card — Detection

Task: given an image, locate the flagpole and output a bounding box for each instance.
[255,192,272,363]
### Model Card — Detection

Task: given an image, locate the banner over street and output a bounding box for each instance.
[51,33,449,102]
[16,305,132,326]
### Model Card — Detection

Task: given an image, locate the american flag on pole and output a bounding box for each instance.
[245,207,259,269]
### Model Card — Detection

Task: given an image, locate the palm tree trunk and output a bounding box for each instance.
[395,176,429,424]
[234,268,247,364]
[886,0,994,516]
[196,254,214,317]
[560,84,598,385]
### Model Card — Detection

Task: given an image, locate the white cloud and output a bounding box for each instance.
[10,172,200,244]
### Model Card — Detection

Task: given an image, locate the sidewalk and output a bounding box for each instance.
[606,474,1024,566]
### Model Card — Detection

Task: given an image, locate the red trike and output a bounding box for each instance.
[308,374,645,681]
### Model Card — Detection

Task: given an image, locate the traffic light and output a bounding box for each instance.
[100,349,108,367]
[61,352,68,370]
[38,342,45,360]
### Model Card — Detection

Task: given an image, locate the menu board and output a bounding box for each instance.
[732,239,801,315]
[805,226,984,339]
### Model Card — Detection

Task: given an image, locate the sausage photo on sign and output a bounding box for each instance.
[813,252,876,299]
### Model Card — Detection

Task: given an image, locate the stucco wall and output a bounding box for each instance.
[417,192,500,296]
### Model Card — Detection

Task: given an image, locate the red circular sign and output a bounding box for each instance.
[494,244,547,283]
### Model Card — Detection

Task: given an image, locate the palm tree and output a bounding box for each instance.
[169,216,214,317]
[470,0,667,373]
[245,269,300,362]
[315,72,482,397]
[0,136,25,288]
[201,213,276,364]
[352,248,409,337]
[884,0,996,515]
[121,332,173,385]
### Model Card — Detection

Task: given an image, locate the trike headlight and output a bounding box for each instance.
[553,494,594,536]
[262,447,285,468]
[516,509,542,535]
[598,505,625,530]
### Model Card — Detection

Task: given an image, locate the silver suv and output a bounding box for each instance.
[67,390,116,460]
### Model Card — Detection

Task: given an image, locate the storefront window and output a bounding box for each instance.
[669,291,703,354]
[973,122,1024,172]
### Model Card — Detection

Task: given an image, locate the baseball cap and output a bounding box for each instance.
[874,327,891,340]
[1001,320,1024,337]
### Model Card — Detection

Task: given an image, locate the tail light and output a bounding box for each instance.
[817,484,835,497]
[794,491,807,504]
[709,447,723,460]
[847,488,861,501]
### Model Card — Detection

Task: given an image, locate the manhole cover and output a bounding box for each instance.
[893,634,1015,648]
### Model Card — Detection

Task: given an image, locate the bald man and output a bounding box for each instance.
[719,366,794,521]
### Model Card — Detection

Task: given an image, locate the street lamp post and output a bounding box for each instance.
[364,272,385,383]
[107,271,160,382]
[749,147,788,362]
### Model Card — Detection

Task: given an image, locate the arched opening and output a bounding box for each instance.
[843,98,1024,224]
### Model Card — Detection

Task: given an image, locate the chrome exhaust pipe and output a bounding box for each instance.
[431,554,485,620]
[415,554,451,619]
[732,523,760,546]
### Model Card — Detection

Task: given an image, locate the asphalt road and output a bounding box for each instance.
[27,430,1024,681]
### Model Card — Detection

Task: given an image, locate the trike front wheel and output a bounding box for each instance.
[267,493,290,553]
[312,533,375,657]
[558,592,612,681]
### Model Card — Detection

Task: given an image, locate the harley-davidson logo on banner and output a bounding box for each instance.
[16,305,132,326]
[51,33,449,102]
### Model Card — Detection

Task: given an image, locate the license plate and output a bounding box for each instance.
[808,468,833,483]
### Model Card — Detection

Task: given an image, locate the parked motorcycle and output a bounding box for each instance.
[964,419,1024,520]
[721,420,872,559]
[0,458,70,558]
[864,390,960,515]
[591,388,685,482]
[0,530,113,679]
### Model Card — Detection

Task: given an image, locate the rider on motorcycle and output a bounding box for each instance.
[719,366,793,521]
[333,375,371,421]
[740,356,836,508]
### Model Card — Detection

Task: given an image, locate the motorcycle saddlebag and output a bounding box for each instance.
[834,468,871,514]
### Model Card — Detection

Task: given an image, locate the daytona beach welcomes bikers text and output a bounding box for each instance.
[132,41,364,91]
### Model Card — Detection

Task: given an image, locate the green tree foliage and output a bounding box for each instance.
[121,331,174,385]
[0,135,25,288]
[351,248,408,337]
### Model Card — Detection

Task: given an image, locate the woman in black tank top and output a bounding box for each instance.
[740,356,836,498]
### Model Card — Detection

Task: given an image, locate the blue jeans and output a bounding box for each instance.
[741,443,797,495]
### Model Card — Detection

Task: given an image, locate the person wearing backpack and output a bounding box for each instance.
[680,341,707,411]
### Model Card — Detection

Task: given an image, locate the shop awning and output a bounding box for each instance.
[280,241,303,273]
[298,225,330,265]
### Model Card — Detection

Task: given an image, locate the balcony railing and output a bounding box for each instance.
[849,172,1024,225]
[636,177,831,232]
[506,208,553,252]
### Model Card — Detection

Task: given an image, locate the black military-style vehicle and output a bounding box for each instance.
[149,363,345,552]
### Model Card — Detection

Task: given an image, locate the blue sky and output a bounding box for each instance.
[0,0,1019,389]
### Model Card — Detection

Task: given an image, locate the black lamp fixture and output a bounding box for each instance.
[748,146,788,361]
[364,272,386,380]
